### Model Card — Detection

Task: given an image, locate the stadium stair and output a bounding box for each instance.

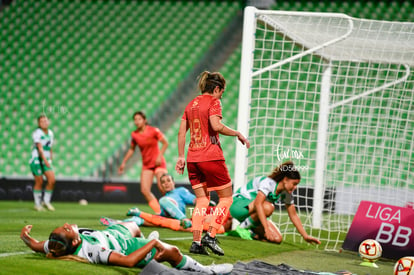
[101,8,244,180]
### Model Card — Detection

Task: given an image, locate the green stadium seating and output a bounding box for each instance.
[0,0,243,178]
[1,0,412,182]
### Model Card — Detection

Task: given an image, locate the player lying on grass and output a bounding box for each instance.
[100,173,231,235]
[229,161,321,245]
[20,221,233,274]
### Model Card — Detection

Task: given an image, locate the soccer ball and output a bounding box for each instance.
[358,239,382,262]
[79,199,88,205]
[394,257,414,275]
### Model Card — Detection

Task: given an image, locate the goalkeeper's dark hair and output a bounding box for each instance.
[48,232,77,258]
[198,71,226,94]
[269,161,301,182]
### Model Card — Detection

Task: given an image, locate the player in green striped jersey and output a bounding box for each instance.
[230,161,320,245]
[29,115,56,211]
[20,221,233,274]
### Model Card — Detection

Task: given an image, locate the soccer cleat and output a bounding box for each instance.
[100,216,120,226]
[34,205,45,212]
[189,242,209,255]
[124,216,145,226]
[202,233,224,256]
[42,202,55,211]
[180,218,192,229]
[148,231,159,240]
[126,207,141,217]
[208,263,233,275]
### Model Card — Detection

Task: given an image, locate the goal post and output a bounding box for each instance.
[235,6,414,250]
[234,6,256,193]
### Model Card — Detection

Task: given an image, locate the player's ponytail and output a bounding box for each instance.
[46,253,89,263]
[197,71,226,94]
[269,161,301,182]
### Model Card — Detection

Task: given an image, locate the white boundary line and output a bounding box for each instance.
[0,251,33,258]
[162,236,193,241]
[162,235,227,241]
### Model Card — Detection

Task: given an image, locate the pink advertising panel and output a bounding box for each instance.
[343,200,414,260]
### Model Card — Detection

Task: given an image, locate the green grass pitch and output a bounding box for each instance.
[0,201,394,274]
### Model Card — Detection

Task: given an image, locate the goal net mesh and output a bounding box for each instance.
[239,9,414,250]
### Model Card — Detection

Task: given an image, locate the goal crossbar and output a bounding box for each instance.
[250,9,414,66]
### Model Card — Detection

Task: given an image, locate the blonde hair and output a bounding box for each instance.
[46,253,89,263]
[197,71,225,94]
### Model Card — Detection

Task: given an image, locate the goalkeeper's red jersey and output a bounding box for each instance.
[182,94,225,163]
[130,125,166,169]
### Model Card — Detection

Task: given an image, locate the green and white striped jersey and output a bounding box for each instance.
[30,128,54,162]
[234,176,294,205]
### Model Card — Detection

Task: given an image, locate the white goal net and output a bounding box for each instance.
[235,7,414,251]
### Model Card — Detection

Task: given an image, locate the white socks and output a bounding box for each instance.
[33,190,42,206]
[43,190,53,204]
[179,255,211,274]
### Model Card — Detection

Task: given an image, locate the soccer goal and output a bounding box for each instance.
[234,6,414,251]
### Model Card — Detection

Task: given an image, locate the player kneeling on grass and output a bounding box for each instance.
[229,161,321,245]
[20,222,232,274]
